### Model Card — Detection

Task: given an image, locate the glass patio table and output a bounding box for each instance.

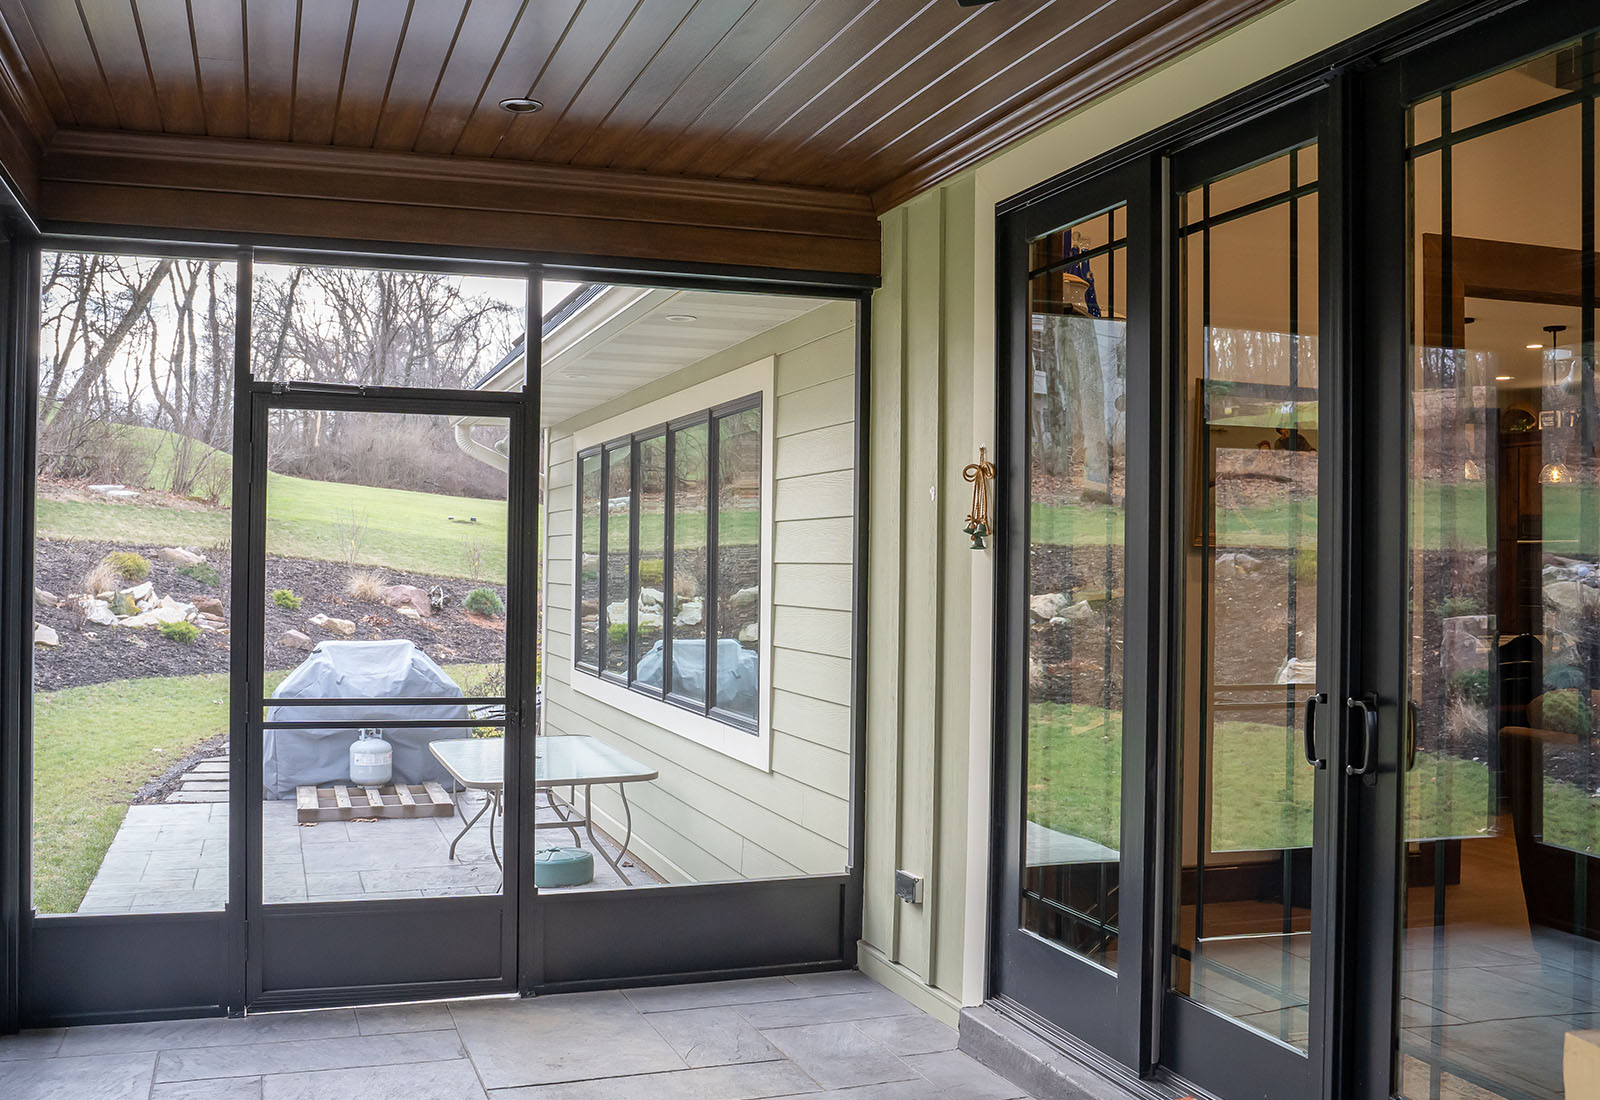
[428,735,660,884]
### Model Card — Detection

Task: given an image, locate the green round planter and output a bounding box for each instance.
[534,846,594,887]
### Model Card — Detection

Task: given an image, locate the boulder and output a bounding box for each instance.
[309,613,357,636]
[121,581,155,604]
[738,622,759,645]
[1216,551,1265,576]
[78,598,117,627]
[122,606,188,628]
[193,596,226,618]
[729,586,759,616]
[33,623,58,648]
[33,587,57,608]
[383,584,432,617]
[606,600,629,626]
[1030,592,1070,622]
[638,607,664,631]
[279,629,314,651]
[158,547,205,565]
[159,595,197,616]
[639,587,665,610]
[397,607,423,621]
[674,598,703,628]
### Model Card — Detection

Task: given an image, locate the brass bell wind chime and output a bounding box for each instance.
[963,447,996,550]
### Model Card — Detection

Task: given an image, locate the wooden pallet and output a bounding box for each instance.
[295,782,454,823]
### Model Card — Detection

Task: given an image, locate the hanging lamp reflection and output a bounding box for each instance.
[1539,460,1571,485]
[1463,458,1483,482]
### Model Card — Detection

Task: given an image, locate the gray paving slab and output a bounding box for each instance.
[760,1021,917,1090]
[155,1028,464,1081]
[904,1049,1030,1099]
[623,976,810,1013]
[0,1028,65,1060]
[59,1009,360,1056]
[737,989,921,1029]
[260,1057,486,1099]
[491,1059,822,1100]
[645,1005,785,1067]
[852,1013,960,1056]
[451,990,686,1089]
[0,1051,157,1099]
[151,1078,264,1099]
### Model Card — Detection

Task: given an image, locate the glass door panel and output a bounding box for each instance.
[1400,36,1600,1100]
[1174,142,1321,1050]
[1023,205,1129,969]
[258,407,510,905]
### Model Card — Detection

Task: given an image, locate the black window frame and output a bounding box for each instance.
[573,391,764,735]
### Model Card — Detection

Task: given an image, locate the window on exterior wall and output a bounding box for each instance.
[575,395,763,733]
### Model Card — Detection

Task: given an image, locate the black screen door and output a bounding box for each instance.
[242,386,527,1009]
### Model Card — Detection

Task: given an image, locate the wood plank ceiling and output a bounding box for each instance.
[0,0,1278,271]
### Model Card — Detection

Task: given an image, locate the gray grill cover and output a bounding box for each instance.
[263,640,471,799]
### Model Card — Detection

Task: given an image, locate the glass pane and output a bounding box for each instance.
[1022,206,1128,969]
[1447,40,1587,134]
[33,253,237,915]
[1029,210,1120,274]
[603,443,632,678]
[633,434,666,688]
[252,264,522,389]
[669,421,709,707]
[1173,150,1319,1049]
[259,408,509,903]
[714,406,761,723]
[1185,151,1299,227]
[577,451,601,667]
[1400,47,1598,1100]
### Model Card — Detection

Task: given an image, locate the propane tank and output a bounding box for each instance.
[349,728,393,786]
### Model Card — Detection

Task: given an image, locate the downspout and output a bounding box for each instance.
[453,419,510,472]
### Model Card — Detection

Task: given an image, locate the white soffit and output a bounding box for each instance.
[538,286,833,427]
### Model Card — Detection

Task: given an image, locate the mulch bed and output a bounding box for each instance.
[33,538,509,691]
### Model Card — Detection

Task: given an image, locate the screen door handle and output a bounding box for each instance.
[1303,692,1328,769]
[1406,700,1419,772]
[1346,693,1379,778]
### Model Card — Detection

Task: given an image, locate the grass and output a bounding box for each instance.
[1025,703,1599,853]
[31,662,500,914]
[581,506,760,551]
[37,425,509,580]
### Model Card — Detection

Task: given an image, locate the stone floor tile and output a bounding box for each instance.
[355,1001,457,1035]
[151,1078,264,1099]
[761,1021,916,1090]
[451,991,684,1089]
[155,1029,463,1081]
[624,976,813,1014]
[0,1028,65,1060]
[59,1011,359,1056]
[904,1050,1029,1099]
[851,1013,959,1056]
[645,1005,784,1067]
[739,990,920,1030]
[784,970,882,996]
[260,1057,485,1100]
[491,1059,822,1100]
[0,1050,156,1099]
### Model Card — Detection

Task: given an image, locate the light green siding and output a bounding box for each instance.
[543,301,858,884]
[860,0,1428,1021]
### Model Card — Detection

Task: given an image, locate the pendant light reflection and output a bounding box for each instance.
[1463,458,1483,482]
[1539,460,1571,485]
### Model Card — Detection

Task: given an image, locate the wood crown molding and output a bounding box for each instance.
[39,130,881,277]
[870,0,1282,213]
[0,7,52,211]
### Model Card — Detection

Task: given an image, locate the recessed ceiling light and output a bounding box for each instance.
[1495,375,1514,381]
[567,373,590,380]
[499,97,543,113]
[664,314,697,323]
[1526,343,1545,350]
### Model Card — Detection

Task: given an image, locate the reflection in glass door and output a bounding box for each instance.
[1174,141,1322,1053]
[1400,35,1600,1100]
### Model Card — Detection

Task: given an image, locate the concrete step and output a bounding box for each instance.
[165,790,228,803]
[958,1003,1151,1100]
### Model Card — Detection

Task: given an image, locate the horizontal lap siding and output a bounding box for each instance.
[542,303,856,883]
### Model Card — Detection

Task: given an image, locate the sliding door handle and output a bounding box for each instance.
[1406,700,1419,772]
[1346,693,1379,778]
[1303,692,1329,769]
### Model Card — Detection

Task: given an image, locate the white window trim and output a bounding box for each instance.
[569,356,776,772]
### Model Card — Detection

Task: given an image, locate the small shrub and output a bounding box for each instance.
[1448,668,1491,707]
[271,588,302,610]
[177,561,221,587]
[82,561,120,597]
[103,551,151,583]
[110,592,139,617]
[463,587,504,617]
[1438,593,1484,619]
[346,570,388,603]
[158,620,201,644]
[608,622,628,646]
[1540,689,1594,735]
[639,559,665,588]
[1547,663,1588,691]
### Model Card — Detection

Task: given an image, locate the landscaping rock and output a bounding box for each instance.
[397,607,423,621]
[193,596,226,618]
[1216,551,1264,576]
[279,629,314,651]
[34,586,57,607]
[674,598,703,627]
[34,623,58,647]
[123,606,188,628]
[383,584,432,617]
[1030,592,1070,622]
[639,587,664,610]
[158,547,205,565]
[729,586,759,616]
[121,581,155,604]
[638,607,664,631]
[738,622,759,645]
[159,595,197,617]
[309,613,357,636]
[79,598,117,627]
[606,600,629,626]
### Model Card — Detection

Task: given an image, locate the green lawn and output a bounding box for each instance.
[32,662,499,914]
[38,426,509,579]
[1025,703,1598,854]
[581,507,760,551]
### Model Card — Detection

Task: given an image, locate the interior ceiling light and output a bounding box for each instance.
[1527,343,1545,350]
[1495,375,1514,381]
[499,97,543,113]
[664,314,698,323]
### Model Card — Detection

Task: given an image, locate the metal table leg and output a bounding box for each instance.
[449,788,494,862]
[543,785,582,847]
[582,781,633,886]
